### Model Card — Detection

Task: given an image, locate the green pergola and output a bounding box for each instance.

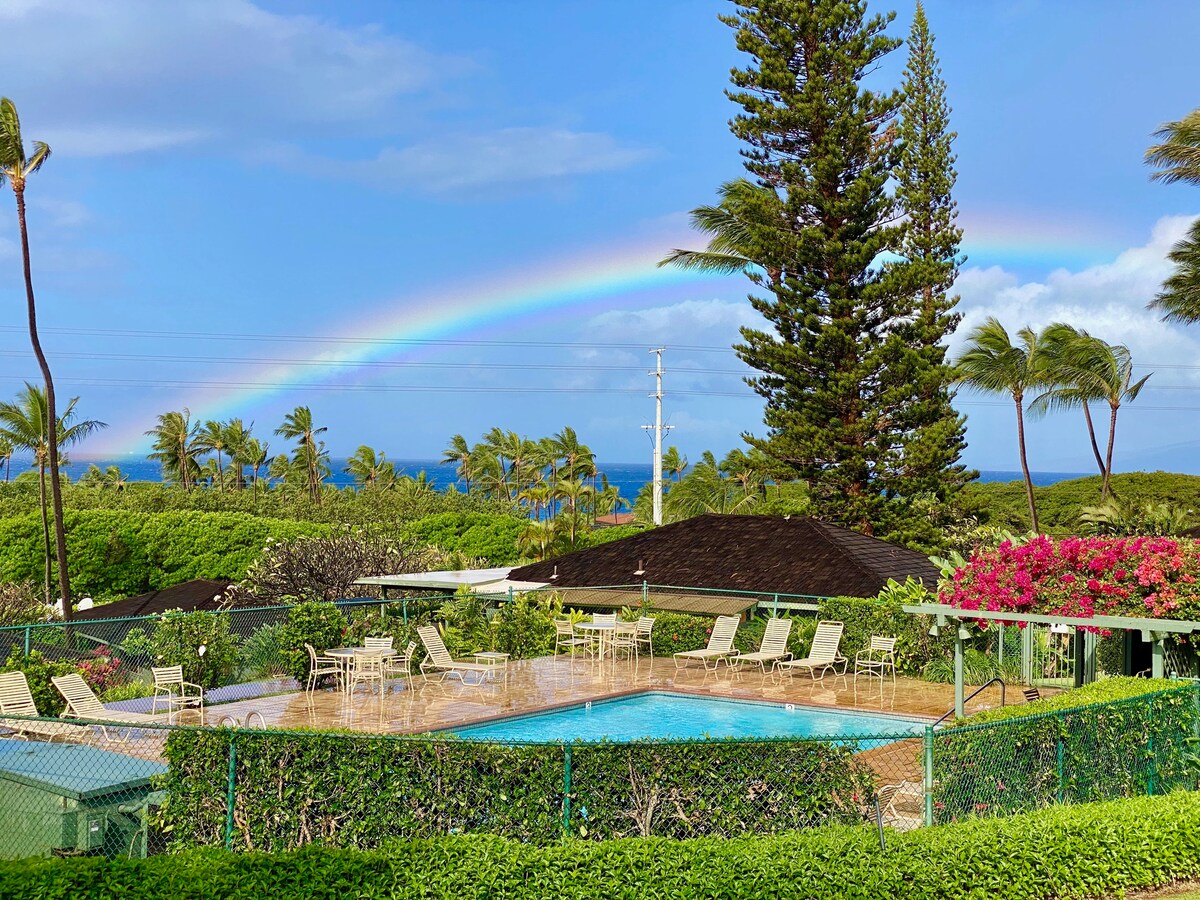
[902,603,1200,718]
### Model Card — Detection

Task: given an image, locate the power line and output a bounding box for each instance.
[0,326,739,354]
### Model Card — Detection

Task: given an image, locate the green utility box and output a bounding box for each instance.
[0,739,166,859]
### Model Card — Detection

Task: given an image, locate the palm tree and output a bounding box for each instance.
[441,434,474,493]
[221,418,253,491]
[0,384,104,605]
[1031,326,1150,497]
[0,98,73,619]
[275,406,329,502]
[517,519,563,562]
[195,420,229,491]
[658,178,788,285]
[953,318,1047,532]
[1146,109,1200,322]
[243,437,269,497]
[345,445,396,488]
[662,446,689,482]
[146,409,201,489]
[0,436,11,482]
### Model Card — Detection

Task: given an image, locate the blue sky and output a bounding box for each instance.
[0,0,1198,474]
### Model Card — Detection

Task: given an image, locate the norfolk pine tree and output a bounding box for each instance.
[879,0,973,543]
[722,0,905,533]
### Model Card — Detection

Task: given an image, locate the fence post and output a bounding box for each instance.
[923,725,934,827]
[225,734,237,850]
[1055,736,1064,804]
[1147,733,1156,797]
[561,745,572,838]
[23,626,30,656]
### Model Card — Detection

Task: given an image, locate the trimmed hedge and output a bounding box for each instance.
[157,728,877,849]
[0,510,327,598]
[7,792,1200,899]
[933,680,1200,822]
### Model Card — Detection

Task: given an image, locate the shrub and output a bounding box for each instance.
[932,680,1199,823]
[0,510,327,598]
[819,580,941,675]
[228,528,438,606]
[156,729,875,850]
[401,512,525,565]
[942,533,1200,621]
[149,610,240,689]
[0,649,75,716]
[100,680,156,702]
[235,623,287,681]
[277,601,347,681]
[10,793,1200,899]
[647,612,713,655]
[490,594,557,659]
[0,581,45,627]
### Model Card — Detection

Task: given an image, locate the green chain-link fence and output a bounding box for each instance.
[0,682,1194,859]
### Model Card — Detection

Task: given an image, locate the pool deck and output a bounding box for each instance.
[203,653,1013,737]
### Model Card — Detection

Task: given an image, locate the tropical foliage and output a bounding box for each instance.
[1146,107,1200,323]
[941,534,1200,622]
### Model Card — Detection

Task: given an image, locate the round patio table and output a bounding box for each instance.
[327,647,397,693]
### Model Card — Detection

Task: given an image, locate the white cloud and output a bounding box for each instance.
[952,214,1200,372]
[0,1,651,191]
[266,128,653,192]
[587,298,757,340]
[0,0,459,151]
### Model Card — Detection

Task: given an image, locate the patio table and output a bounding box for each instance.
[575,622,618,672]
[327,647,396,693]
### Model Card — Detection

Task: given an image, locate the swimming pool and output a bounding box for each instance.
[448,692,928,743]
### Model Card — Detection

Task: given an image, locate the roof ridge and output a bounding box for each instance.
[807,518,880,582]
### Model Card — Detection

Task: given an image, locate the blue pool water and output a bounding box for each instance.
[449,692,928,743]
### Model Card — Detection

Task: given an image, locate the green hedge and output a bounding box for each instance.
[933,680,1200,823]
[0,510,327,598]
[399,512,525,566]
[8,792,1200,899]
[157,728,876,849]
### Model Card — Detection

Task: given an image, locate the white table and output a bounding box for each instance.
[473,651,510,684]
[327,647,396,693]
[574,622,618,670]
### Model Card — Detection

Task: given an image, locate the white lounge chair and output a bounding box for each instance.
[733,618,793,672]
[674,615,741,671]
[151,664,204,722]
[0,672,91,743]
[51,673,158,741]
[774,621,848,681]
[418,626,494,685]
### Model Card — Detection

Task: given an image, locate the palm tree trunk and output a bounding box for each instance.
[1014,396,1040,533]
[215,448,224,492]
[37,459,50,606]
[15,186,70,621]
[1102,403,1119,499]
[1081,403,1105,477]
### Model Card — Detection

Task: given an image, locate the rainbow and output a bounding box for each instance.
[97,237,734,454]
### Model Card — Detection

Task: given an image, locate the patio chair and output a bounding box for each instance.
[854,636,897,685]
[383,641,417,687]
[774,621,847,681]
[364,636,394,650]
[611,620,638,661]
[51,673,157,742]
[872,781,918,829]
[417,625,494,685]
[151,664,205,722]
[347,649,386,695]
[733,618,793,672]
[674,615,741,671]
[634,616,655,659]
[554,619,590,657]
[0,672,91,743]
[588,613,617,659]
[305,643,343,693]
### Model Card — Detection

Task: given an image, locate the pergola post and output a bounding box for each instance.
[954,627,966,719]
[1021,626,1034,685]
[1146,630,1166,679]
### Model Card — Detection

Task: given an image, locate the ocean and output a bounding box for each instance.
[9,457,1091,502]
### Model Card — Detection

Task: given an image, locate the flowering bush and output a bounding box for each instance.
[77,648,126,694]
[941,535,1200,623]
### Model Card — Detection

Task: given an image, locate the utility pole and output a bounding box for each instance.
[641,348,668,526]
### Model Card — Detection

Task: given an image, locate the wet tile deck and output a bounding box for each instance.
[203,653,1013,736]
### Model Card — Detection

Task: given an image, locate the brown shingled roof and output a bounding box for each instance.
[510,514,939,599]
[79,579,233,621]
